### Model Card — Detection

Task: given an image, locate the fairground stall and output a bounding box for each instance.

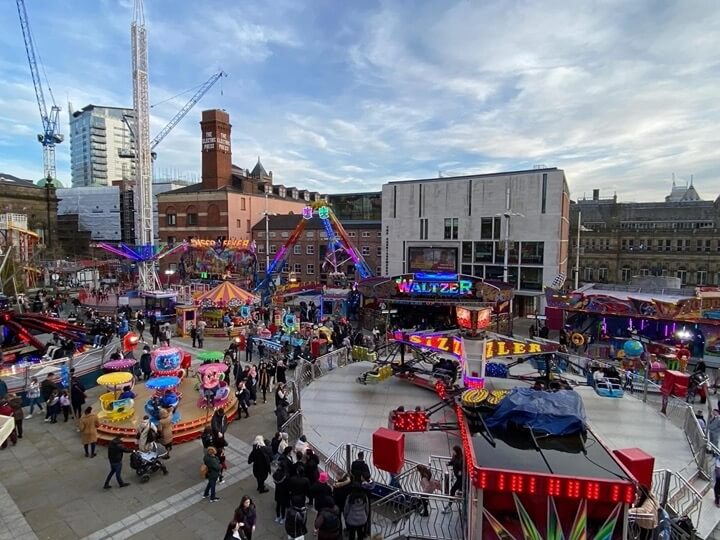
[545,282,720,369]
[178,238,258,291]
[177,281,258,336]
[358,272,512,334]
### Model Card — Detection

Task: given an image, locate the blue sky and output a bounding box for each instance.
[1,0,720,200]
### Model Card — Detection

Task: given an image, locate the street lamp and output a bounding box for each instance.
[495,184,524,337]
[259,192,277,280]
[164,268,175,288]
[574,211,593,289]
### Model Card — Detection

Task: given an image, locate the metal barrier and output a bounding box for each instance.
[406,492,465,540]
[370,490,419,540]
[652,469,703,526]
[293,348,350,393]
[280,410,304,446]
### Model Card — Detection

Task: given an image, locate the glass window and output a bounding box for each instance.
[520,242,544,264]
[281,231,289,238]
[361,246,370,256]
[598,268,608,281]
[259,261,266,272]
[697,270,707,284]
[186,213,198,226]
[167,236,176,244]
[443,218,458,240]
[620,267,630,281]
[293,245,301,255]
[480,218,492,239]
[348,231,356,237]
[376,246,382,257]
[282,263,289,273]
[362,231,370,238]
[294,263,302,273]
[270,245,277,254]
[236,219,242,228]
[241,198,246,210]
[307,264,315,275]
[306,231,314,239]
[583,267,594,281]
[462,242,473,263]
[306,245,315,255]
[257,245,265,254]
[495,241,519,264]
[485,266,504,281]
[677,269,687,283]
[461,264,473,276]
[520,267,542,290]
[473,241,494,263]
[166,213,177,226]
[493,217,501,240]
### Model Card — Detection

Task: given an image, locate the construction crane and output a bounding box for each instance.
[16,0,64,182]
[131,0,156,291]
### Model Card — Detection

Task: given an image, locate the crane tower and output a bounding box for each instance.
[131,0,158,291]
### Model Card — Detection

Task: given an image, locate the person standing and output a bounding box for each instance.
[70,376,87,422]
[25,377,43,418]
[708,408,720,448]
[40,373,58,422]
[196,323,205,349]
[202,446,221,501]
[314,497,342,540]
[8,394,24,440]
[139,346,152,381]
[258,361,271,404]
[190,323,197,348]
[0,398,16,448]
[79,406,99,457]
[210,408,229,448]
[234,496,257,540]
[158,408,174,459]
[285,496,308,540]
[103,437,131,489]
[246,336,253,363]
[343,488,370,540]
[0,377,7,400]
[248,435,272,493]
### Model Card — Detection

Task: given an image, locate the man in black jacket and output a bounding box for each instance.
[103,437,131,489]
[40,373,58,422]
[350,452,371,483]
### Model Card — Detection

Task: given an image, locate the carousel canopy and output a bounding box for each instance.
[195,281,258,309]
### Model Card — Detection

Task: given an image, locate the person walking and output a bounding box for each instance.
[273,449,292,524]
[103,437,131,489]
[235,381,251,419]
[343,488,370,540]
[139,346,152,381]
[210,408,229,448]
[258,361,271,404]
[59,390,72,422]
[234,495,257,540]
[202,446,221,502]
[25,377,43,418]
[248,435,272,493]
[40,373,58,422]
[444,445,463,513]
[416,464,441,517]
[285,496,308,540]
[158,408,174,459]
[70,376,87,422]
[79,406,99,457]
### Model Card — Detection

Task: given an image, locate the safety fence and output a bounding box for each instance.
[652,469,703,527]
[293,348,351,392]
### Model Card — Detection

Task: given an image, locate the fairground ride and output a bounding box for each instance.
[254,202,373,304]
[0,214,42,295]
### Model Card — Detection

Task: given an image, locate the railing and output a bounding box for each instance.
[280,410,304,446]
[293,348,350,392]
[406,492,465,540]
[371,490,419,540]
[652,469,703,526]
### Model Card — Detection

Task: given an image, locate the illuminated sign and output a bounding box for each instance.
[302,206,314,220]
[484,340,558,359]
[395,278,473,296]
[190,238,253,250]
[392,331,465,360]
[317,206,330,220]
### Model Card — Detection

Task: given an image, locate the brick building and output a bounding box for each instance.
[252,214,381,284]
[0,173,59,252]
[569,182,720,288]
[157,109,323,273]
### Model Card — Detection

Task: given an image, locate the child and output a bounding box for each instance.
[25,377,43,418]
[48,390,61,424]
[59,390,72,422]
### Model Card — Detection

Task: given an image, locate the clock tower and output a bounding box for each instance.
[200,109,232,189]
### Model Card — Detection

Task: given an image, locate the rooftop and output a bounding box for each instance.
[251,214,380,231]
[387,167,561,185]
[0,172,42,188]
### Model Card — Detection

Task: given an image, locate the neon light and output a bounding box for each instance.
[317,206,329,220]
[395,277,473,296]
[302,206,313,220]
[415,272,458,281]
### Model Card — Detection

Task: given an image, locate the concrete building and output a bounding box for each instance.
[157,109,324,273]
[0,173,58,251]
[382,168,570,315]
[56,187,122,255]
[570,181,720,287]
[251,214,381,283]
[69,104,136,187]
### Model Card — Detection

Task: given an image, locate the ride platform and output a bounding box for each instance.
[93,374,239,447]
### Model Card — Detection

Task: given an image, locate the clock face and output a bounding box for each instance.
[202,130,230,153]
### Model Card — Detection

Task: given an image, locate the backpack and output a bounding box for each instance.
[272,466,287,484]
[200,464,208,478]
[285,507,307,537]
[344,493,369,527]
[318,508,340,532]
[146,426,157,443]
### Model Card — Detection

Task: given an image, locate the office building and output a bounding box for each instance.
[570,181,720,287]
[69,104,136,187]
[382,168,570,315]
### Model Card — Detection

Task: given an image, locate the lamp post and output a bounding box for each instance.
[496,184,524,337]
[259,192,277,281]
[574,211,592,290]
[164,268,175,288]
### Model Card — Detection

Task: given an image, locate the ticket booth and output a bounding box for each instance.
[176,306,197,337]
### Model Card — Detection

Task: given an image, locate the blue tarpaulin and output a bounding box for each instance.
[484,388,587,436]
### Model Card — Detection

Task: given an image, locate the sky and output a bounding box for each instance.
[1,0,720,201]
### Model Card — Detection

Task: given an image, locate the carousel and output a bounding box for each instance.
[93,343,239,446]
[176,281,259,337]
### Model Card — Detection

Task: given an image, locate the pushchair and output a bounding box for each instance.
[130,444,169,483]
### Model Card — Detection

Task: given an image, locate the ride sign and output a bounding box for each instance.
[395,277,473,296]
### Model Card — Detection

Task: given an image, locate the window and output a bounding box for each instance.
[293,245,301,255]
[236,219,242,228]
[257,232,265,239]
[282,263,290,273]
[620,267,630,282]
[583,267,594,281]
[207,204,220,227]
[281,232,289,238]
[376,246,382,257]
[307,245,315,255]
[270,245,277,254]
[697,270,707,285]
[270,232,277,238]
[306,264,315,275]
[306,231,314,239]
[361,246,370,256]
[377,231,382,237]
[420,218,428,240]
[362,231,370,238]
[495,241,519,264]
[259,261,266,272]
[376,266,382,275]
[166,213,177,226]
[348,231,356,238]
[597,267,608,281]
[520,242,544,264]
[520,267,543,290]
[241,198,246,211]
[167,236,176,244]
[541,173,548,213]
[168,263,178,272]
[257,245,265,254]
[462,242,473,263]
[473,241,494,263]
[444,217,458,240]
[676,269,687,283]
[294,263,302,273]
[187,213,198,226]
[481,218,493,239]
[246,220,251,233]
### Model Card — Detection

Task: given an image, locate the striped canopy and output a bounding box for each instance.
[195,281,258,309]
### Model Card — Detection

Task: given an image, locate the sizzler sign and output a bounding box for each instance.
[395,278,473,296]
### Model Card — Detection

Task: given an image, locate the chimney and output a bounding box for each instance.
[200,109,232,189]
[592,189,600,201]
